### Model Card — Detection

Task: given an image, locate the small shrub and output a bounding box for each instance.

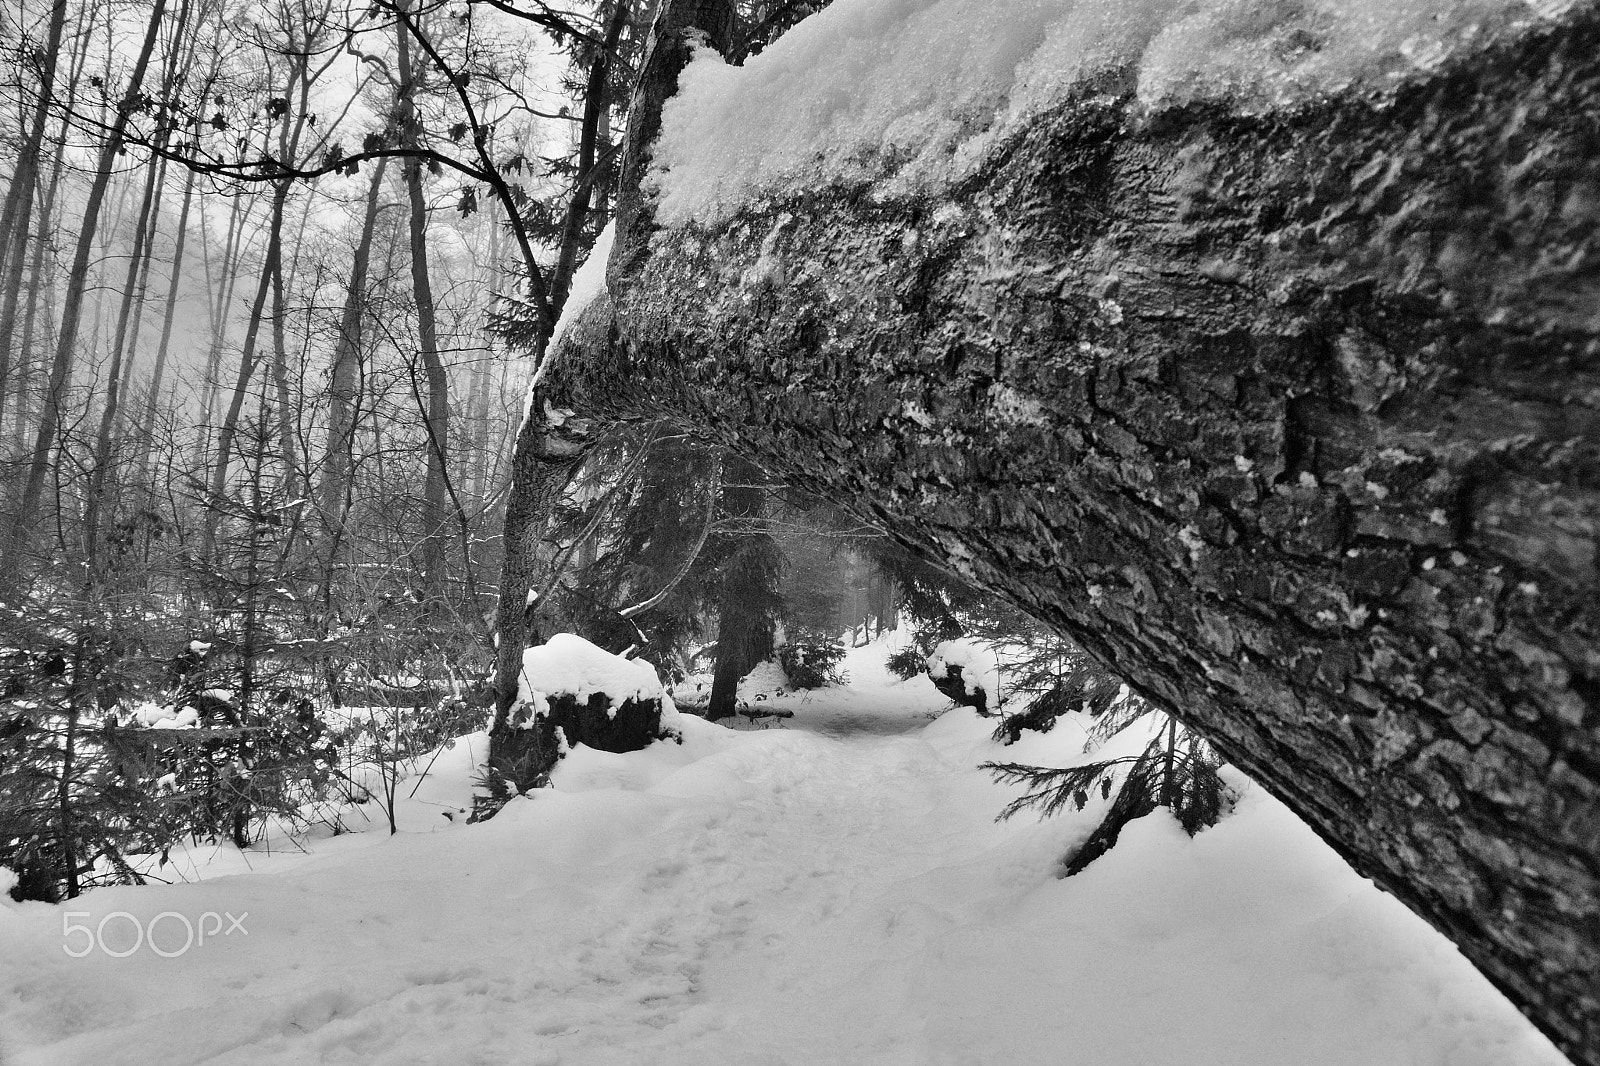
[885,646,924,680]
[984,700,1237,876]
[992,667,1122,745]
[469,765,516,823]
[777,630,847,689]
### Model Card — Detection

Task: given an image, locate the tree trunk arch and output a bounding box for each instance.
[498,3,1600,1060]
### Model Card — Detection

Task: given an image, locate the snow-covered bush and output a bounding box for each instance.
[884,645,925,680]
[106,686,338,853]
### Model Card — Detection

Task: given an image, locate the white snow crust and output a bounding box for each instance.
[652,0,1576,225]
[0,638,1571,1066]
[516,632,664,720]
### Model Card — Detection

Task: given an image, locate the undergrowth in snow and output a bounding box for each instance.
[0,639,1570,1066]
[651,0,1578,225]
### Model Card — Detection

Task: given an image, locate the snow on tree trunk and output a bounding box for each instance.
[508,6,1600,1060]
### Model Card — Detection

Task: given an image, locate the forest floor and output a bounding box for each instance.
[0,640,1569,1065]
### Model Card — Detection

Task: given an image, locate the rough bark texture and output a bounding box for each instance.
[538,10,1600,1061]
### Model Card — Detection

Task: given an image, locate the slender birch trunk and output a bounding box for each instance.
[395,2,454,595]
[205,184,285,555]
[135,168,197,483]
[320,155,390,529]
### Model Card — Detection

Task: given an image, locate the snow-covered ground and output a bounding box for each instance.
[0,640,1568,1065]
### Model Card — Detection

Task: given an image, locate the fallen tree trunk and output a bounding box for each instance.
[506,7,1600,1059]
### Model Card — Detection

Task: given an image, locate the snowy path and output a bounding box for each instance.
[0,652,1569,1065]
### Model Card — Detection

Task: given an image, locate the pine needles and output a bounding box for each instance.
[983,692,1237,876]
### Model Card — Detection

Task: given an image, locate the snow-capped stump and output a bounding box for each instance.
[510,633,679,765]
[926,639,1001,716]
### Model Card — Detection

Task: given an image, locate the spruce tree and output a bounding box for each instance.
[985,692,1235,876]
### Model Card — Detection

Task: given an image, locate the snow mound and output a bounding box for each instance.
[516,633,665,722]
[927,638,1002,707]
[652,0,1573,225]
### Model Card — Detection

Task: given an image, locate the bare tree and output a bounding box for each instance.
[9,0,171,552]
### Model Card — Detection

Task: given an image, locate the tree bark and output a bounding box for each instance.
[195,187,254,468]
[488,0,737,789]
[112,149,170,410]
[608,0,735,288]
[86,135,174,565]
[550,0,631,309]
[537,8,1600,1062]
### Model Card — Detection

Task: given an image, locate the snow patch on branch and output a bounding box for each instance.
[652,0,1571,226]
